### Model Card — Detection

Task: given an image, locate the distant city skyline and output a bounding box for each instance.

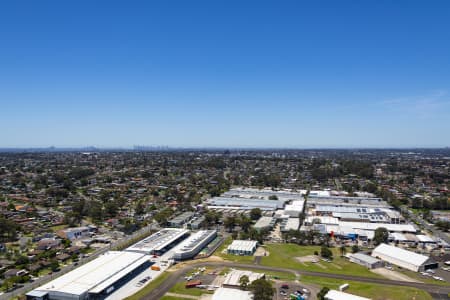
[1,1,450,148]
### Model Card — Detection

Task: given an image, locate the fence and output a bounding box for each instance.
[1,224,155,300]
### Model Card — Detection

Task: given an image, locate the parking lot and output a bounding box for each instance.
[104,252,174,300]
[275,281,316,300]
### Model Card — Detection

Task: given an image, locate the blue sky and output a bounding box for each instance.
[1,1,449,148]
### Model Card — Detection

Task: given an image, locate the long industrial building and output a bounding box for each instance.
[223,187,306,200]
[254,216,276,231]
[172,230,217,260]
[125,228,189,255]
[371,243,438,272]
[347,253,384,269]
[280,217,300,232]
[205,196,284,211]
[26,251,151,300]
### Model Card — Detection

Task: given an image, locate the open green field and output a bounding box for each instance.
[124,272,171,300]
[260,244,382,278]
[160,296,192,300]
[169,281,213,296]
[213,236,255,263]
[301,275,432,300]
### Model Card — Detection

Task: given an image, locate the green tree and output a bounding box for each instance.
[105,200,119,217]
[0,217,20,242]
[239,275,250,290]
[317,287,330,300]
[248,278,275,300]
[435,221,450,232]
[15,255,29,266]
[351,245,360,253]
[320,245,332,259]
[239,215,252,233]
[250,208,262,220]
[88,201,104,223]
[224,215,237,232]
[50,260,60,272]
[373,227,389,245]
[135,201,145,215]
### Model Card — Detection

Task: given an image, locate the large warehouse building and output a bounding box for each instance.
[205,196,284,211]
[26,251,151,300]
[125,228,189,255]
[172,230,217,260]
[371,243,438,272]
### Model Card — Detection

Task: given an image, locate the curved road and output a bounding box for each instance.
[139,261,450,300]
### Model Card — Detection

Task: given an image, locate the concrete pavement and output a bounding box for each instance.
[137,261,450,300]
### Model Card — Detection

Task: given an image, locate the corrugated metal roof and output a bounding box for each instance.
[33,251,146,296]
[212,287,253,300]
[325,289,371,300]
[349,252,381,265]
[372,243,430,266]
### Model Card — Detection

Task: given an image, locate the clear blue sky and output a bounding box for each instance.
[1,1,449,148]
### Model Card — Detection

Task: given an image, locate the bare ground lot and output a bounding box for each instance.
[371,268,422,283]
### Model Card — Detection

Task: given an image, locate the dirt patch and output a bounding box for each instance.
[371,268,422,283]
[170,256,224,270]
[296,255,320,263]
[255,246,269,256]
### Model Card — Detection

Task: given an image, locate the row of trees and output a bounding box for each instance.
[411,197,449,211]
[0,217,20,242]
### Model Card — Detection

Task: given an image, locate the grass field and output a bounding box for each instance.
[124,272,171,300]
[160,296,193,300]
[260,244,382,278]
[213,236,255,263]
[301,275,432,300]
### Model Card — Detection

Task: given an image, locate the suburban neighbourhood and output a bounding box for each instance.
[0,149,448,300]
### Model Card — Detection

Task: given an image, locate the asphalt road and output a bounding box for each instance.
[402,206,450,244]
[139,261,450,300]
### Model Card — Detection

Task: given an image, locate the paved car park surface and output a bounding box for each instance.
[104,251,174,300]
[275,281,317,300]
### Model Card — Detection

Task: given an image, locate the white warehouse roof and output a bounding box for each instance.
[223,269,264,286]
[371,243,432,272]
[212,287,253,300]
[126,228,189,254]
[254,216,276,229]
[416,234,435,243]
[31,251,147,297]
[325,290,371,300]
[172,230,216,259]
[339,221,416,233]
[282,218,300,231]
[227,240,257,252]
